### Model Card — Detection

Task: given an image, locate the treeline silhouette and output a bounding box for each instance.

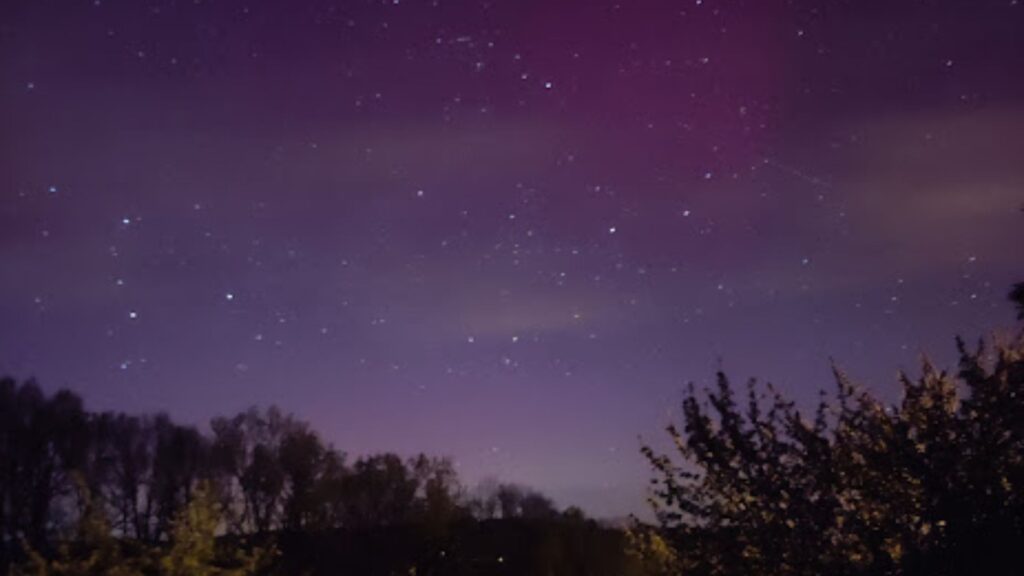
[0,391,630,575]
[3,285,1023,575]
[642,284,1024,576]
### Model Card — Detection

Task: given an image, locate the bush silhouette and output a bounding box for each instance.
[642,292,1024,576]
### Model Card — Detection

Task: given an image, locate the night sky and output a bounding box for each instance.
[2,0,1023,518]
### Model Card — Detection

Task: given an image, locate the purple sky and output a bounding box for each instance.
[2,0,1022,518]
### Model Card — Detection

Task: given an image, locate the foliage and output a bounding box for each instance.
[10,477,146,576]
[0,384,585,574]
[622,522,681,576]
[643,304,1024,575]
[1011,282,1024,319]
[10,480,275,576]
[0,380,89,558]
[160,482,276,576]
[467,480,558,520]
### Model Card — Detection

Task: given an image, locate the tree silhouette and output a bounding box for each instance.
[11,477,146,576]
[0,380,89,556]
[160,482,275,576]
[210,407,296,535]
[409,454,464,534]
[339,453,418,528]
[151,416,208,541]
[623,524,681,576]
[278,426,329,532]
[0,377,609,575]
[101,414,155,541]
[1011,282,1024,320]
[642,289,1024,576]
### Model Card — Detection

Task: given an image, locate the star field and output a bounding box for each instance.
[2,0,1023,517]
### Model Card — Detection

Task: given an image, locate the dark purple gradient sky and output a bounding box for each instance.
[2,0,1023,518]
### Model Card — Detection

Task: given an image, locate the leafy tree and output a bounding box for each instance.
[622,523,681,576]
[150,416,208,541]
[0,380,89,555]
[159,482,221,576]
[13,481,275,576]
[102,414,156,541]
[519,491,558,520]
[467,477,501,520]
[160,482,275,576]
[561,506,587,523]
[305,449,346,530]
[10,477,146,576]
[483,483,558,520]
[210,408,297,535]
[642,293,1024,576]
[278,425,330,532]
[495,484,525,519]
[340,453,418,528]
[409,454,464,531]
[1,386,599,575]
